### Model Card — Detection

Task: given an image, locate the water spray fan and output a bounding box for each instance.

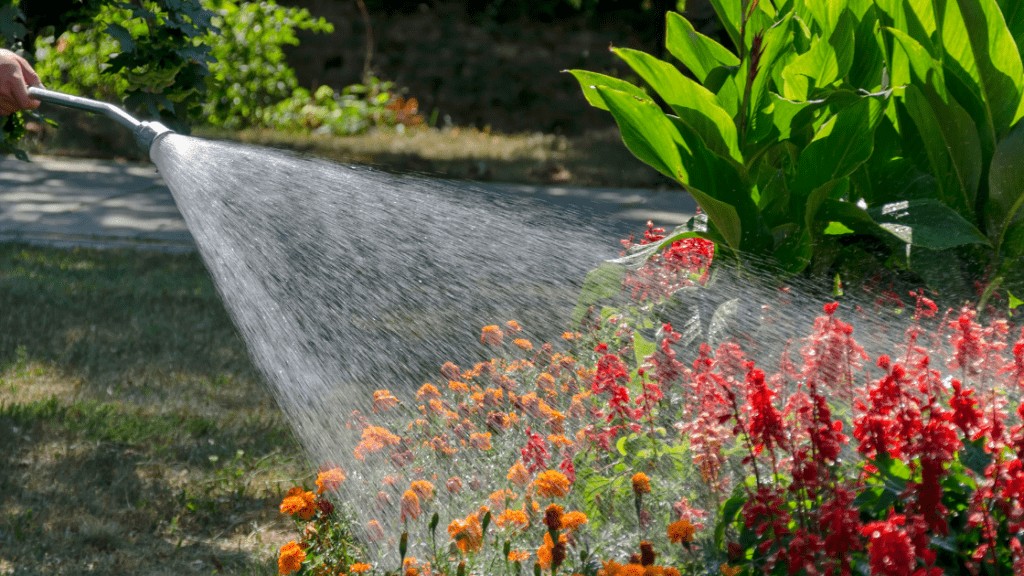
[28,86,174,154]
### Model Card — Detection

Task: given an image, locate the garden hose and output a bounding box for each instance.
[28,86,174,154]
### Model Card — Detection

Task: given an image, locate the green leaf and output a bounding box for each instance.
[869,198,991,249]
[633,332,656,368]
[665,12,740,84]
[593,86,686,181]
[567,70,649,112]
[794,96,882,196]
[714,489,747,549]
[824,221,856,235]
[613,48,741,162]
[686,186,743,250]
[708,0,743,53]
[961,438,992,476]
[902,83,983,217]
[782,35,840,100]
[987,120,1024,251]
[998,0,1024,62]
[573,262,626,323]
[949,0,1024,133]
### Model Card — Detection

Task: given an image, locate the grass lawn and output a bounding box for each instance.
[0,244,305,575]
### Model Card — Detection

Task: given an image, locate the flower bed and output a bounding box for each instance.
[274,225,1024,575]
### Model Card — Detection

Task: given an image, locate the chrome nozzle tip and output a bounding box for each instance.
[134,121,174,155]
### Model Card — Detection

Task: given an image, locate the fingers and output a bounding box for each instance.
[0,49,40,116]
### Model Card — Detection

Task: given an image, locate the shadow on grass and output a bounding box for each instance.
[0,243,304,575]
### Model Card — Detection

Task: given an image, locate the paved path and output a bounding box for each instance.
[1,155,696,251]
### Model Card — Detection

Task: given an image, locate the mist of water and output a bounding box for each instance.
[150,133,950,565]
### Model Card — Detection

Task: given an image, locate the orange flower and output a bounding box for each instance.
[507,549,531,563]
[481,324,503,346]
[533,469,571,498]
[400,489,421,522]
[446,476,463,494]
[505,320,523,332]
[449,380,471,393]
[278,541,305,575]
[561,510,588,531]
[354,425,402,460]
[470,431,492,450]
[366,519,385,541]
[619,564,646,576]
[667,518,696,544]
[372,389,400,412]
[349,562,372,573]
[315,467,346,494]
[440,361,462,380]
[279,487,317,520]
[417,382,441,401]
[447,512,484,554]
[631,472,651,495]
[663,568,681,576]
[489,488,517,509]
[409,480,435,501]
[513,338,534,351]
[507,461,531,486]
[720,565,742,576]
[536,531,568,569]
[495,508,530,530]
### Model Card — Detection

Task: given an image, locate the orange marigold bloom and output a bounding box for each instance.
[315,467,346,494]
[507,461,532,486]
[663,568,681,576]
[544,504,564,531]
[495,508,530,530]
[400,489,421,522]
[619,564,646,576]
[534,469,571,498]
[277,541,305,575]
[667,518,696,544]
[446,476,463,494]
[548,434,574,448]
[536,532,568,569]
[507,549,531,563]
[449,380,471,393]
[631,472,651,495]
[506,320,523,332]
[481,324,503,346]
[279,487,317,520]
[601,560,624,576]
[561,510,588,531]
[470,431,492,450]
[720,565,742,576]
[349,562,372,573]
[372,389,400,412]
[513,338,534,351]
[354,425,402,460]
[366,519,385,541]
[489,488,517,509]
[409,480,435,501]
[440,361,462,380]
[417,382,441,401]
[561,331,578,340]
[447,512,484,554]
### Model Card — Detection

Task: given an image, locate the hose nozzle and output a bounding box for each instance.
[28,86,174,154]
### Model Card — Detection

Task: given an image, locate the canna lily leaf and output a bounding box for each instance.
[665,11,740,84]
[986,120,1024,250]
[869,198,991,249]
[613,48,741,162]
[794,95,883,197]
[708,0,743,53]
[566,70,649,112]
[592,86,686,182]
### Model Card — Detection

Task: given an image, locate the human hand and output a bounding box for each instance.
[0,49,40,116]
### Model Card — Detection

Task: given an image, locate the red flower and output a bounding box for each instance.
[861,511,915,576]
[520,427,550,473]
[745,366,787,456]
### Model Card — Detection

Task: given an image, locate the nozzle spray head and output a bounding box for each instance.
[27,86,176,157]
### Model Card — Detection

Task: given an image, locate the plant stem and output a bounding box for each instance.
[354,0,374,82]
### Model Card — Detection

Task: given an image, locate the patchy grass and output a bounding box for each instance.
[195,127,672,189]
[0,244,305,575]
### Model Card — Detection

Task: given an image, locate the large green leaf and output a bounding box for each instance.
[593,86,686,182]
[613,48,741,162]
[868,198,990,249]
[572,263,626,323]
[665,11,740,84]
[709,0,744,53]
[949,0,1024,134]
[782,34,841,100]
[686,187,744,250]
[987,120,1024,250]
[794,96,882,196]
[903,84,982,218]
[566,70,649,112]
[998,0,1024,62]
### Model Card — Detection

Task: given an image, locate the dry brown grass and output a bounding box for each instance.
[197,126,672,189]
[0,245,306,575]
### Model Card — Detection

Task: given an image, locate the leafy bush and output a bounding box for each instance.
[571,0,1024,301]
[274,228,1024,575]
